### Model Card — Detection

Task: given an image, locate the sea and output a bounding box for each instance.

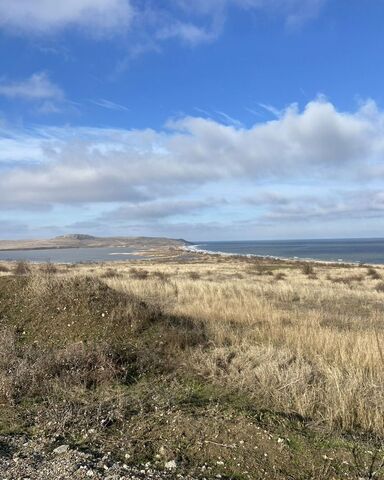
[189,238,384,265]
[0,238,384,264]
[0,247,141,263]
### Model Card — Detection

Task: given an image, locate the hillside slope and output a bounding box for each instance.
[0,234,189,251]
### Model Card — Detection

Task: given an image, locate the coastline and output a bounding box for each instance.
[180,244,365,267]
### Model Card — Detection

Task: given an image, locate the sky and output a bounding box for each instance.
[1,0,384,241]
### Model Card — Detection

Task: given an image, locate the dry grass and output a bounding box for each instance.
[1,256,384,478]
[96,259,384,436]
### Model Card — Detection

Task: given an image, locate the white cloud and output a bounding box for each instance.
[174,0,326,28]
[156,21,218,45]
[100,200,217,222]
[90,99,130,112]
[0,0,325,46]
[0,72,63,101]
[233,0,326,25]
[250,189,384,223]
[0,98,383,211]
[0,0,133,34]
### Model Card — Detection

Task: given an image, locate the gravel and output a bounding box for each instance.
[0,436,200,480]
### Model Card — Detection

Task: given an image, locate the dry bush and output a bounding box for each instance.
[13,260,30,275]
[100,267,122,279]
[330,274,364,284]
[274,272,286,281]
[247,265,274,276]
[39,262,58,274]
[0,327,119,404]
[302,264,315,275]
[152,270,171,282]
[188,271,201,280]
[129,268,149,280]
[375,281,384,293]
[367,267,382,280]
[0,264,9,272]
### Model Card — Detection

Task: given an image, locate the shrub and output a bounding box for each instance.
[39,262,58,274]
[129,268,149,280]
[331,274,364,285]
[13,261,30,275]
[100,268,121,279]
[188,271,201,280]
[302,264,315,275]
[0,264,9,273]
[248,265,274,276]
[375,282,384,292]
[367,267,381,280]
[152,271,171,282]
[274,272,286,281]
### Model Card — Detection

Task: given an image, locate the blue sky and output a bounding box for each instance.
[1,0,384,241]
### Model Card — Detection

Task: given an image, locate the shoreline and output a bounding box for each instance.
[180,244,367,267]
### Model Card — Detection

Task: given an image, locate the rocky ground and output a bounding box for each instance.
[0,436,201,480]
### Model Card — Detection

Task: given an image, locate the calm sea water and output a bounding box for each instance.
[192,238,384,264]
[0,247,141,263]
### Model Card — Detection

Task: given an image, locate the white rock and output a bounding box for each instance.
[53,445,69,455]
[165,460,177,470]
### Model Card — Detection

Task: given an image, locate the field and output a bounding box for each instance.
[0,253,383,479]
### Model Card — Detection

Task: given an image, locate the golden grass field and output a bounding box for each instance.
[0,253,384,479]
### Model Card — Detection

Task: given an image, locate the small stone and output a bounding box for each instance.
[165,459,177,470]
[53,444,69,455]
[158,446,166,457]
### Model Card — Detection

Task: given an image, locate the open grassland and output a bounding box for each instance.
[0,254,384,479]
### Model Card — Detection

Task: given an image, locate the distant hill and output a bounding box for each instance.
[55,234,97,241]
[0,234,191,251]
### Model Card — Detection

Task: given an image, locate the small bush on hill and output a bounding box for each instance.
[100,268,122,279]
[367,267,382,280]
[13,261,30,275]
[274,272,286,281]
[129,268,149,280]
[302,264,315,275]
[188,271,201,280]
[39,262,58,274]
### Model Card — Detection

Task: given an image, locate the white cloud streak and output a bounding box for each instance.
[90,99,130,112]
[0,72,64,101]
